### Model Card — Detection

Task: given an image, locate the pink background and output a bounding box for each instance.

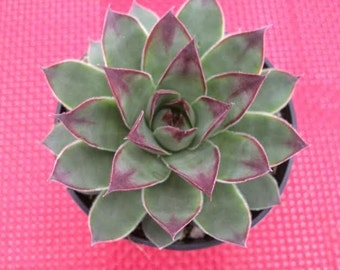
[1,0,339,269]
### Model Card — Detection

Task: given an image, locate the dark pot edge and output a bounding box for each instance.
[60,60,297,251]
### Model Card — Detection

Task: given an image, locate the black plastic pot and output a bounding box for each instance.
[57,61,297,250]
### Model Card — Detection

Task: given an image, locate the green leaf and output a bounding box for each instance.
[142,214,184,249]
[142,11,191,83]
[153,126,197,152]
[210,131,270,182]
[202,28,266,78]
[230,112,307,166]
[163,141,220,197]
[191,96,232,146]
[107,141,170,192]
[207,73,265,129]
[195,183,251,246]
[43,123,76,155]
[87,41,105,67]
[127,112,170,155]
[50,141,114,191]
[249,69,299,113]
[90,190,145,244]
[129,2,158,32]
[102,9,146,69]
[104,68,154,128]
[146,89,180,125]
[142,173,203,238]
[43,60,112,109]
[157,40,206,103]
[178,0,223,55]
[236,174,280,210]
[56,98,128,152]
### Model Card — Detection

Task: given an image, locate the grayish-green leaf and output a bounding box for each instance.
[57,98,128,152]
[43,60,112,109]
[142,215,183,249]
[236,174,280,210]
[230,112,307,166]
[142,173,203,238]
[107,141,170,192]
[129,2,158,32]
[211,131,270,182]
[249,69,299,113]
[87,41,105,67]
[50,141,114,191]
[102,10,147,69]
[202,28,266,78]
[90,190,145,244]
[195,183,251,246]
[43,123,76,155]
[178,0,223,55]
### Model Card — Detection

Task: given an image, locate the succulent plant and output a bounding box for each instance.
[43,0,306,248]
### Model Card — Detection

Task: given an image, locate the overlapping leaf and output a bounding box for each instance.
[105,68,154,127]
[207,73,265,128]
[157,40,206,103]
[129,2,158,32]
[43,61,111,109]
[143,173,203,238]
[210,131,270,182]
[230,112,307,166]
[236,174,280,210]
[107,141,170,192]
[50,141,113,191]
[178,0,223,55]
[127,111,170,155]
[163,141,220,197]
[102,10,146,69]
[191,96,232,145]
[142,11,191,83]
[202,28,266,78]
[56,98,128,151]
[43,123,76,155]
[195,183,251,246]
[90,190,145,244]
[250,69,299,113]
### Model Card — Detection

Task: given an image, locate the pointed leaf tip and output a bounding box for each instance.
[126,111,170,155]
[107,142,170,193]
[143,11,191,82]
[158,39,206,102]
[163,141,220,197]
[102,10,146,69]
[104,68,154,128]
[143,173,203,238]
[202,28,266,77]
[177,0,224,55]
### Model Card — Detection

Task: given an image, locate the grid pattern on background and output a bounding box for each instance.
[0,0,339,269]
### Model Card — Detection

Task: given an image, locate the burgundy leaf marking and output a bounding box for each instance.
[108,168,137,191]
[244,28,266,51]
[202,96,232,118]
[168,145,220,197]
[147,89,179,122]
[162,126,197,142]
[105,10,122,35]
[172,40,200,75]
[159,213,199,238]
[56,114,95,126]
[127,112,169,155]
[161,12,177,53]
[228,74,265,99]
[104,68,131,95]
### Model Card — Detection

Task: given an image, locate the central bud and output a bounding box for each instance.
[161,108,185,128]
[150,97,197,152]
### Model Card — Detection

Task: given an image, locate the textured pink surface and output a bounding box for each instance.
[1,0,339,269]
